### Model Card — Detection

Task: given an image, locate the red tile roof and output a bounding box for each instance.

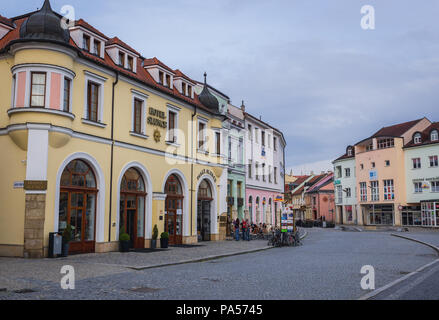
[75,19,108,40]
[372,118,424,138]
[0,15,216,116]
[143,57,175,74]
[0,14,14,28]
[106,37,140,56]
[404,122,439,148]
[174,69,195,84]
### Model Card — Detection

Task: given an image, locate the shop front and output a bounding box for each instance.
[421,201,439,227]
[364,204,394,225]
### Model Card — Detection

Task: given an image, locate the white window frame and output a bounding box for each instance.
[11,74,17,107]
[83,71,107,124]
[431,130,439,141]
[371,181,379,201]
[414,182,423,194]
[166,104,180,144]
[61,76,73,113]
[345,168,351,177]
[213,129,221,156]
[131,92,148,136]
[429,155,438,168]
[431,181,439,193]
[412,158,421,169]
[414,133,422,144]
[198,118,208,152]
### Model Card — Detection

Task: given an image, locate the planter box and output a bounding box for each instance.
[120,240,130,252]
[160,238,169,248]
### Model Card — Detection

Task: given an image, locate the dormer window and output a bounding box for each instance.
[83,34,90,51]
[347,148,353,156]
[188,85,192,97]
[118,51,125,67]
[166,74,171,87]
[431,130,438,141]
[414,133,422,144]
[159,71,164,84]
[93,40,101,56]
[182,83,186,95]
[127,56,134,71]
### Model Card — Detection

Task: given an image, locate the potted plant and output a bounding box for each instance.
[151,225,158,249]
[61,224,72,257]
[119,232,130,252]
[160,232,169,248]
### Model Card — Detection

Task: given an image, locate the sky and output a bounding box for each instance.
[4,0,439,175]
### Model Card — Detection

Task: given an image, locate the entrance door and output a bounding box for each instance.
[197,179,213,241]
[165,196,183,244]
[120,168,146,249]
[165,175,184,245]
[59,160,97,254]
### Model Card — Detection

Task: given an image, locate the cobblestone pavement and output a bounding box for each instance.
[0,229,437,300]
[0,239,270,294]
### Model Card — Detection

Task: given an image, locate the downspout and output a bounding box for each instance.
[108,71,119,242]
[191,105,197,237]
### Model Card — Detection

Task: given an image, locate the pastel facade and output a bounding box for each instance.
[244,112,286,227]
[334,117,438,228]
[0,1,229,257]
[333,153,359,225]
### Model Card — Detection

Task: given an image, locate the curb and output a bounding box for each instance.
[358,234,439,300]
[128,230,308,271]
[128,246,274,271]
[390,233,439,256]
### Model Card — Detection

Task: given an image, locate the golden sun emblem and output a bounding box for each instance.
[153,129,161,143]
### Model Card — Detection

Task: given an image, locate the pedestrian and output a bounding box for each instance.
[245,219,250,241]
[235,218,240,241]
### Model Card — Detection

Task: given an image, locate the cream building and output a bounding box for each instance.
[0,1,228,258]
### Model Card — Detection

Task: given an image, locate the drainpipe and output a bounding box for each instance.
[108,71,119,242]
[191,105,197,237]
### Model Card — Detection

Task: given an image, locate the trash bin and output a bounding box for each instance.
[49,232,62,258]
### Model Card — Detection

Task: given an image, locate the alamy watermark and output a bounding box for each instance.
[361,5,375,30]
[60,265,75,290]
[360,265,375,290]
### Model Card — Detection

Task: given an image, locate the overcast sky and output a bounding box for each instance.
[5,0,439,174]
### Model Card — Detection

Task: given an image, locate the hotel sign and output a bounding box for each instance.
[147,107,167,128]
[197,169,217,183]
[24,180,48,191]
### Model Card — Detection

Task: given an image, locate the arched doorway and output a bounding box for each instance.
[248,196,253,224]
[119,168,146,249]
[165,174,184,245]
[197,179,213,241]
[59,159,97,254]
[256,197,260,223]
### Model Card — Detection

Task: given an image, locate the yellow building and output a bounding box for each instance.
[0,1,228,258]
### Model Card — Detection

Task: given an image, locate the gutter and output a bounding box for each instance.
[108,71,119,242]
[191,105,198,237]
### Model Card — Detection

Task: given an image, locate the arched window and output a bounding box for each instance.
[347,147,353,157]
[61,159,96,188]
[431,130,438,142]
[121,168,145,193]
[198,179,212,199]
[165,174,183,195]
[414,133,422,144]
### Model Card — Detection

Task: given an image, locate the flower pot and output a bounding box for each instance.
[160,238,169,248]
[151,239,157,249]
[61,242,70,257]
[120,240,130,252]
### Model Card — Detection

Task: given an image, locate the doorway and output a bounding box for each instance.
[119,168,146,249]
[59,159,97,254]
[165,174,184,244]
[197,179,213,241]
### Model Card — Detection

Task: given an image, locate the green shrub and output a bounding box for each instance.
[62,224,72,243]
[152,225,159,240]
[160,232,169,239]
[119,233,130,241]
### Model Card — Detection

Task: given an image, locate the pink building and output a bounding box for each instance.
[305,173,335,222]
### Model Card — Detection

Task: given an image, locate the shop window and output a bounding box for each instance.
[30,72,46,107]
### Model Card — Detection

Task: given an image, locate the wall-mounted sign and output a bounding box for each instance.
[334,180,341,185]
[147,107,167,128]
[13,181,24,189]
[24,180,47,191]
[197,169,217,183]
[369,171,378,181]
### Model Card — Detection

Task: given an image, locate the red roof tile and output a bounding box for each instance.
[75,19,108,40]
[106,37,140,56]
[174,69,195,84]
[372,118,424,138]
[0,14,14,28]
[143,57,175,74]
